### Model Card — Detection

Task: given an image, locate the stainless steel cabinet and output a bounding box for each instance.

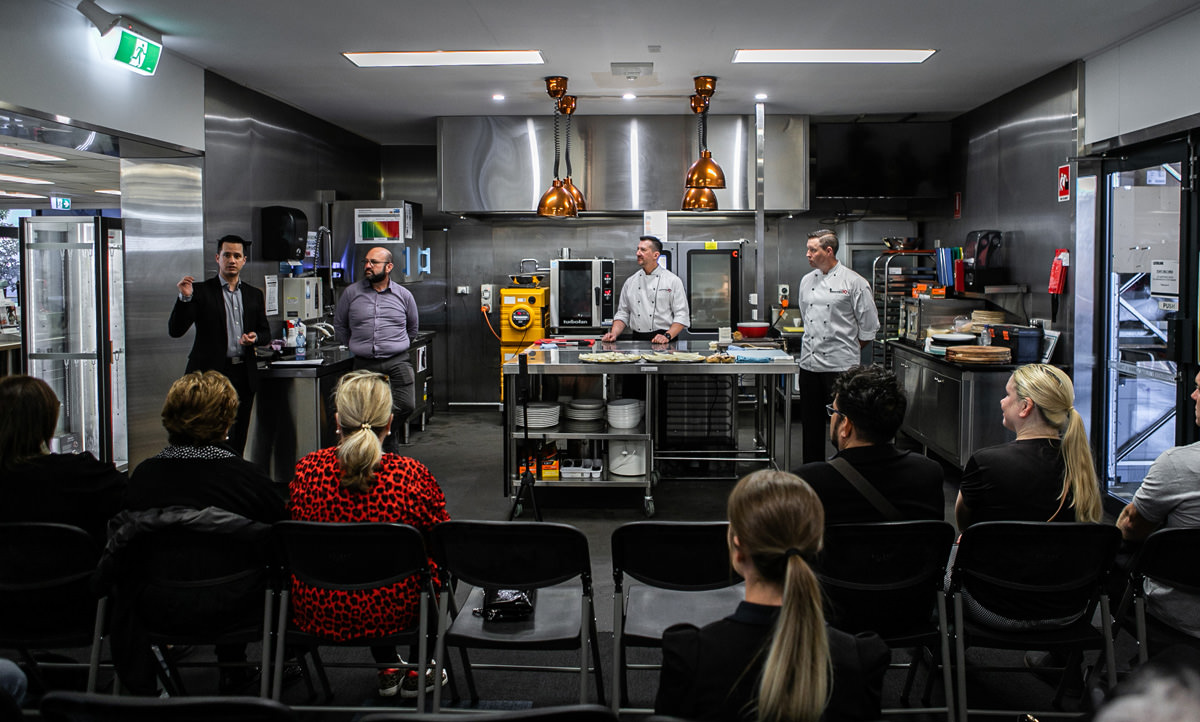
[891,343,1010,468]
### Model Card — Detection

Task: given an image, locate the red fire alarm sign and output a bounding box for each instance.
[1058,165,1071,202]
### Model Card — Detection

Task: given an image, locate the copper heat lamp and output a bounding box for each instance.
[682,75,724,212]
[537,76,578,218]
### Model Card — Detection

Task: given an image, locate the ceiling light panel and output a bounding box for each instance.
[0,146,67,162]
[0,173,53,185]
[0,190,48,199]
[344,50,544,67]
[732,49,936,64]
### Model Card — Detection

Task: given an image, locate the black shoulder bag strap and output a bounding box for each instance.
[828,457,904,522]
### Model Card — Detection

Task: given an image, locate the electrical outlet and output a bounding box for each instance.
[480,283,497,312]
[777,283,790,300]
[456,285,471,295]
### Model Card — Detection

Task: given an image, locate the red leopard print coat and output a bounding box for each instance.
[288,448,450,641]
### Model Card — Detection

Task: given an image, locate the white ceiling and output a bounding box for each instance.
[5,0,1200,210]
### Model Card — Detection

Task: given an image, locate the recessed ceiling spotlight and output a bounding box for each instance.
[622,93,637,100]
[732,48,936,64]
[492,94,505,101]
[0,146,66,162]
[754,93,768,100]
[0,173,52,185]
[344,50,545,67]
[96,189,122,195]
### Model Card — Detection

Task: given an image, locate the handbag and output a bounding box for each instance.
[473,587,537,622]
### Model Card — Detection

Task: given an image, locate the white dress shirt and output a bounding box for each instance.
[613,264,690,333]
[797,262,879,372]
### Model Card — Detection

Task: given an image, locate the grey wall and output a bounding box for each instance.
[924,63,1081,364]
[203,72,382,341]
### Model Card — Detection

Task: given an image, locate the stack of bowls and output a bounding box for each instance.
[606,398,645,429]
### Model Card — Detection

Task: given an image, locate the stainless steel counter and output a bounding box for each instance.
[501,340,797,516]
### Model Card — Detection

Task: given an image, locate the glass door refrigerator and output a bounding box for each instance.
[19,216,127,469]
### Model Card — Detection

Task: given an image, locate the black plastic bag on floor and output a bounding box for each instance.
[473,588,537,622]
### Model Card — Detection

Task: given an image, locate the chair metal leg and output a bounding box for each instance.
[259,588,273,699]
[953,592,967,722]
[271,589,289,700]
[433,584,450,712]
[87,597,107,693]
[612,586,623,714]
[589,608,606,705]
[938,592,956,722]
[308,647,333,702]
[458,647,479,703]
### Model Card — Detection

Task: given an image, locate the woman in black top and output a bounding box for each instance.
[0,375,126,543]
[655,470,889,722]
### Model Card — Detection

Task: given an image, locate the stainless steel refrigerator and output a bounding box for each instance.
[20,216,127,469]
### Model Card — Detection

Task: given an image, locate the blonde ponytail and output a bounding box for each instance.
[333,370,392,493]
[727,470,830,722]
[1011,364,1101,523]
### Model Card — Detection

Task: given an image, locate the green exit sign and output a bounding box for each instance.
[112,28,161,75]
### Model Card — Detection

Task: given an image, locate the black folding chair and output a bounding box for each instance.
[816,521,956,721]
[430,520,604,711]
[40,690,294,722]
[271,521,437,712]
[610,521,743,714]
[360,703,617,721]
[1115,526,1200,665]
[112,524,277,698]
[0,523,110,695]
[948,521,1121,720]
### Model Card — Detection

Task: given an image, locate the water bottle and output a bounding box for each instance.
[979,325,991,346]
[295,320,307,360]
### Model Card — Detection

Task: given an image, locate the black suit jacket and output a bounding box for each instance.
[168,275,271,390]
[656,601,890,721]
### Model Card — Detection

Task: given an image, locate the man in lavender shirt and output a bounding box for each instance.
[334,246,419,451]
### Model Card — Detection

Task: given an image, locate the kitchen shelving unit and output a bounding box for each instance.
[872,250,937,366]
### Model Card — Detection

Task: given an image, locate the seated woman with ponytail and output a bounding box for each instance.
[955,363,1102,529]
[289,370,450,699]
[655,470,889,722]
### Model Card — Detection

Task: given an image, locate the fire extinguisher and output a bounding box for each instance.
[1048,248,1069,323]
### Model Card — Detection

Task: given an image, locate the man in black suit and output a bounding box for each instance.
[168,235,271,454]
[794,364,944,523]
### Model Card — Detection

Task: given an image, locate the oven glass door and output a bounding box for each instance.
[686,250,740,332]
[555,262,596,327]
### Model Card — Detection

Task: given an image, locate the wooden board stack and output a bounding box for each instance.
[945,346,1011,364]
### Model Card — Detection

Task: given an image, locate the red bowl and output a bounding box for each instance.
[737,322,770,338]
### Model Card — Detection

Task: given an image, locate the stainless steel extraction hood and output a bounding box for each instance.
[437,114,807,214]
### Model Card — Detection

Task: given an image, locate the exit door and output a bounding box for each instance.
[1096,141,1196,505]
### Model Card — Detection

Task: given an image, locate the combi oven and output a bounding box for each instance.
[548,258,615,335]
[659,240,745,335]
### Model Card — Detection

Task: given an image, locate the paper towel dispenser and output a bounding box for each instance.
[261,206,308,261]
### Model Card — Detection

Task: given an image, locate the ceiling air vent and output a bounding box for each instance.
[611,62,654,81]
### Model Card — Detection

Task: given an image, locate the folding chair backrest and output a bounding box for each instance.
[0,523,101,646]
[431,520,590,589]
[120,525,272,639]
[817,520,955,636]
[41,690,296,722]
[362,703,617,721]
[1133,527,1200,594]
[273,521,429,591]
[611,522,740,591]
[951,521,1120,622]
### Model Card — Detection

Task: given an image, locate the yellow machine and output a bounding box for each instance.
[499,285,549,399]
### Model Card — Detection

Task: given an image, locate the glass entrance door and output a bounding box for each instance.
[19,216,126,466]
[1100,150,1192,502]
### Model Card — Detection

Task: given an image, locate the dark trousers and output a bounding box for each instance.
[221,359,254,456]
[798,368,839,464]
[354,353,415,452]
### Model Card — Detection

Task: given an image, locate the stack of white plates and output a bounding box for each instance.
[515,401,561,428]
[565,398,605,421]
[606,398,645,429]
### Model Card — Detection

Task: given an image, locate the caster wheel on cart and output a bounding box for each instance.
[643,499,656,518]
[650,470,660,488]
[513,503,523,518]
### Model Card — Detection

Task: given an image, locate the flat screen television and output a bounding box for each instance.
[814,122,954,199]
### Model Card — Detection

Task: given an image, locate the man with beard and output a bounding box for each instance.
[334,246,419,452]
[169,234,271,454]
[602,235,690,344]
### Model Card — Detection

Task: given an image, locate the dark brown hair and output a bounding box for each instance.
[0,375,60,469]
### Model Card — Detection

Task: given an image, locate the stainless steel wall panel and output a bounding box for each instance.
[121,155,204,468]
[924,63,1079,362]
[438,115,806,213]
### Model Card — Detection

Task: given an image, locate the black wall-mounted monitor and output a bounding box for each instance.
[814,122,954,199]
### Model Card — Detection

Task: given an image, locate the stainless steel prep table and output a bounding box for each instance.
[501,340,797,516]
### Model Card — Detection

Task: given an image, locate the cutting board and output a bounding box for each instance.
[946,346,1011,364]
